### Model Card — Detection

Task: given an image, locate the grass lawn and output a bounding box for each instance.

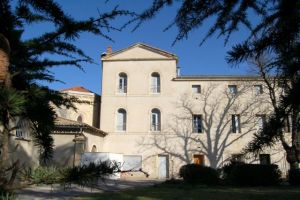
[76,183,300,200]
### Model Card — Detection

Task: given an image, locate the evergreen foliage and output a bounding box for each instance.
[0,0,133,162]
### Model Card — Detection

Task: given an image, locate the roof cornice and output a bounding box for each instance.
[101,43,178,61]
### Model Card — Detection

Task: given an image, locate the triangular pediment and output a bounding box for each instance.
[102,43,177,61]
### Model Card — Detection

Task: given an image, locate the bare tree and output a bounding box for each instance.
[246,55,300,169]
[138,82,269,173]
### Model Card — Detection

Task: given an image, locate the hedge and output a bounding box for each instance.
[179,164,219,185]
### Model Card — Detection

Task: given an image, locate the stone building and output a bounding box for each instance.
[11,43,290,179]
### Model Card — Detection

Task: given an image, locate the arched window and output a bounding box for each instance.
[16,119,28,138]
[91,145,97,152]
[119,73,127,93]
[151,108,161,131]
[77,115,83,123]
[151,72,160,93]
[117,108,127,131]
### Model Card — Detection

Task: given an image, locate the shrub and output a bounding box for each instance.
[20,166,63,185]
[225,164,281,186]
[179,164,219,185]
[221,161,244,180]
[288,169,300,185]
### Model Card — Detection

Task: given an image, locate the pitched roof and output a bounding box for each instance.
[102,43,178,60]
[53,117,106,136]
[61,86,93,93]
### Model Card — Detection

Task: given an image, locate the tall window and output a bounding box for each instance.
[256,115,266,133]
[77,115,83,123]
[284,116,291,133]
[193,115,203,133]
[119,73,127,93]
[16,119,27,139]
[231,114,241,133]
[117,108,126,131]
[228,85,237,95]
[151,108,161,131]
[151,72,161,93]
[254,85,263,95]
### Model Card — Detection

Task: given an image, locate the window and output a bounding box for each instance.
[259,154,271,165]
[256,115,266,133]
[232,154,244,163]
[254,85,263,95]
[231,114,241,133]
[151,108,161,131]
[284,116,291,133]
[118,73,127,93]
[192,85,201,94]
[117,108,126,131]
[151,72,161,93]
[193,154,205,166]
[16,119,28,139]
[91,145,97,152]
[77,115,83,123]
[228,85,237,95]
[193,115,203,133]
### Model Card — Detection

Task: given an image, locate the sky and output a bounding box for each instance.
[22,0,256,94]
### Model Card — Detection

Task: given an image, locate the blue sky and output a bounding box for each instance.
[23,0,255,94]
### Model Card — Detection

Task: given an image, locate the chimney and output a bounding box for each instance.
[106,46,112,55]
[176,67,181,77]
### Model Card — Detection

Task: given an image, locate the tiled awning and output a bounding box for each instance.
[53,117,107,136]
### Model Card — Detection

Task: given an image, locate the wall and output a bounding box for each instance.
[100,45,289,179]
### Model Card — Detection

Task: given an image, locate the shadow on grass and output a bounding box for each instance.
[77,182,300,200]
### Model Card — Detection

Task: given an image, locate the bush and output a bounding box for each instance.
[221,161,244,180]
[288,169,300,185]
[224,163,281,186]
[179,164,219,185]
[20,166,63,185]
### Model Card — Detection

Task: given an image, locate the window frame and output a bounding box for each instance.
[192,85,201,94]
[254,85,263,95]
[228,85,238,95]
[192,114,203,133]
[151,108,161,132]
[231,114,241,133]
[150,72,161,94]
[116,108,127,131]
[256,114,266,133]
[15,119,28,139]
[118,73,127,94]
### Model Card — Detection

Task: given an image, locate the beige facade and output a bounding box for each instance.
[10,87,104,167]
[8,43,289,179]
[99,43,289,179]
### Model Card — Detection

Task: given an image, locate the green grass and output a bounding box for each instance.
[76,183,300,200]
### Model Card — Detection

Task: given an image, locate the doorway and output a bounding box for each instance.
[158,155,169,179]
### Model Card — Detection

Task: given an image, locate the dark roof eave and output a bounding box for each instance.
[172,75,272,81]
[53,125,107,136]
